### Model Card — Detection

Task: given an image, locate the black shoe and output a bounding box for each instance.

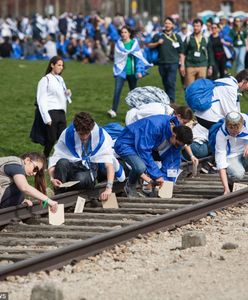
[228,183,234,192]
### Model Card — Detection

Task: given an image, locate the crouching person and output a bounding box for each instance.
[48,112,125,200]
[214,111,248,194]
[114,115,193,198]
[0,152,57,211]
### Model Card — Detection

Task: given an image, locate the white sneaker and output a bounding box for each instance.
[107,109,117,118]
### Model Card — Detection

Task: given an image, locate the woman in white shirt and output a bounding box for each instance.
[37,56,72,157]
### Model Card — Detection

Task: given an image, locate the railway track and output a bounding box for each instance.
[0,159,248,281]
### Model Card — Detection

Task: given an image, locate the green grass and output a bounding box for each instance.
[0,59,247,157]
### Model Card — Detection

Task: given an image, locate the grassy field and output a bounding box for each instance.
[0,59,247,157]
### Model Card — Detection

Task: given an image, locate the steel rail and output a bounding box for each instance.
[0,181,124,227]
[0,156,212,227]
[0,186,247,280]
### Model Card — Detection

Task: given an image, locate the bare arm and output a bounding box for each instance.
[99,163,115,201]
[219,168,230,195]
[184,145,199,165]
[48,166,62,188]
[13,174,57,211]
[179,53,186,76]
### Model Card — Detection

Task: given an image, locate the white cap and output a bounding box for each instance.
[225,111,243,126]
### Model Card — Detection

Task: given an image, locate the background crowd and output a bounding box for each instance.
[0,11,248,72]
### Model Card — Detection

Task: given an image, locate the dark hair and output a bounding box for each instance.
[173,126,193,145]
[73,112,95,134]
[206,18,213,24]
[171,104,194,121]
[20,152,47,194]
[193,18,203,26]
[120,26,134,39]
[164,17,175,25]
[235,69,248,83]
[212,23,220,29]
[45,56,64,75]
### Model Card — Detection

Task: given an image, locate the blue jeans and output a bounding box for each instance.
[227,155,248,183]
[112,75,137,112]
[0,184,24,208]
[182,141,210,160]
[122,155,146,185]
[158,63,178,103]
[234,46,246,73]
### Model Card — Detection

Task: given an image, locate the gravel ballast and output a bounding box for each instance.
[1,204,248,300]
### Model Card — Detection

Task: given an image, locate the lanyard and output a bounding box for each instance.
[81,140,95,181]
[81,140,92,167]
[194,35,202,51]
[163,32,177,43]
[53,74,66,92]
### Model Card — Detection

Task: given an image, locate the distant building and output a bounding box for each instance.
[0,0,247,21]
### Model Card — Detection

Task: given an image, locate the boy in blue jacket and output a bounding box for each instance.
[114,115,193,198]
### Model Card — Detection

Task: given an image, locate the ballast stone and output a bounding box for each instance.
[30,283,63,300]
[181,231,206,249]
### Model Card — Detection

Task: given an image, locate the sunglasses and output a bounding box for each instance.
[30,160,40,173]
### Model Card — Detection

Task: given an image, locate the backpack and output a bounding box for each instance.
[103,122,124,140]
[185,78,229,112]
[144,47,159,65]
[208,119,225,153]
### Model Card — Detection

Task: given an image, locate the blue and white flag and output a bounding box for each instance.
[113,38,153,76]
[49,123,125,182]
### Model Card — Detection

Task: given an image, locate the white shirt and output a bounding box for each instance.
[44,40,57,58]
[195,77,240,123]
[192,123,209,144]
[215,113,248,170]
[37,73,71,124]
[125,103,174,125]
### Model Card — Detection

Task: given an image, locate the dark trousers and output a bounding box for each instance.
[54,159,95,193]
[212,55,227,79]
[158,63,178,103]
[44,110,66,158]
[0,184,24,208]
[112,75,137,112]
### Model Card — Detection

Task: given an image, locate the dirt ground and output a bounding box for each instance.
[1,204,248,300]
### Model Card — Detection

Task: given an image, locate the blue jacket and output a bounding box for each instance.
[114,115,181,180]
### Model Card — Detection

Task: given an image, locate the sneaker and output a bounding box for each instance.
[124,181,145,199]
[107,109,117,118]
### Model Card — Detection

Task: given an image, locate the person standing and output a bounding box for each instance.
[229,18,248,74]
[36,56,72,158]
[210,23,229,79]
[181,18,214,87]
[147,17,184,103]
[107,26,152,118]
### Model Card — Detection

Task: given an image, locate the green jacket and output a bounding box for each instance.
[229,28,247,47]
[183,34,214,67]
[152,32,183,64]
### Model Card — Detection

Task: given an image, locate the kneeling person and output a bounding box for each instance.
[215,111,248,194]
[114,115,193,197]
[48,112,125,200]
